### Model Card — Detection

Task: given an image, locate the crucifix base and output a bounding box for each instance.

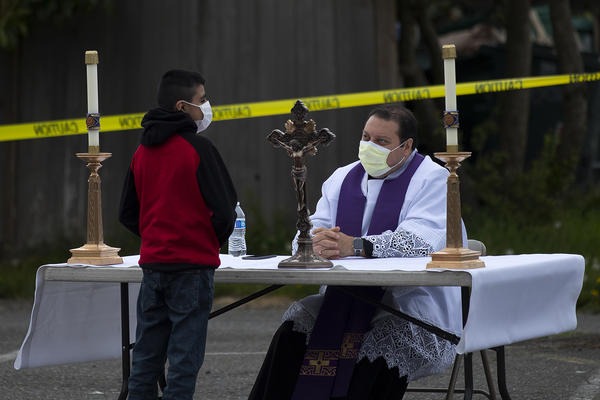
[278,238,333,269]
[426,247,485,269]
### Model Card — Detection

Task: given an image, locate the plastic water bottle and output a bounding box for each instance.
[228,202,247,256]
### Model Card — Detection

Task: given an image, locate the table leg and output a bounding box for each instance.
[461,290,511,400]
[494,346,512,400]
[112,283,283,399]
[481,350,498,400]
[209,285,283,319]
[461,287,474,400]
[445,354,462,399]
[463,352,474,400]
[118,282,131,400]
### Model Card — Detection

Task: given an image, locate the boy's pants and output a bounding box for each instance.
[127,268,214,400]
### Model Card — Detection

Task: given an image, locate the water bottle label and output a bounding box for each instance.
[235,219,246,229]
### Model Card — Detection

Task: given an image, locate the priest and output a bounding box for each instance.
[249,104,467,400]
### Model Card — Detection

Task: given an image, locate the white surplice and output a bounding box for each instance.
[287,151,466,380]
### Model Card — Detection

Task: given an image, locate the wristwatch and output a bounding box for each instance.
[353,237,363,257]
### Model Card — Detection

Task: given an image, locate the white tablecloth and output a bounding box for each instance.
[14,253,584,369]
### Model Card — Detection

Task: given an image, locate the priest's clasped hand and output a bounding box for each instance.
[312,226,354,259]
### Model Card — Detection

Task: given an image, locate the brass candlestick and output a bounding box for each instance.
[426,152,484,269]
[68,152,122,265]
[267,100,335,268]
[427,43,484,269]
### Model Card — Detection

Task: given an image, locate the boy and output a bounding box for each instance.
[119,69,237,400]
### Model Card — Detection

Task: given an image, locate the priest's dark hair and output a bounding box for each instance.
[157,69,206,111]
[368,104,418,150]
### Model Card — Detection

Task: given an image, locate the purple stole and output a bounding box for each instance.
[291,153,425,400]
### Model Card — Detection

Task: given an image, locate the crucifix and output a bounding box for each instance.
[267,100,335,268]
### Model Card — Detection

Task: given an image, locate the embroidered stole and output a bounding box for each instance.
[291,153,424,400]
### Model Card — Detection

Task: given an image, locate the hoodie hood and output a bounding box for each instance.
[140,107,197,146]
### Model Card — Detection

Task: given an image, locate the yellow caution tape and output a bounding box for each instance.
[0,113,146,142]
[1,72,599,142]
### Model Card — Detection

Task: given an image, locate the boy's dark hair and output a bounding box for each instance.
[368,104,418,149]
[157,69,206,110]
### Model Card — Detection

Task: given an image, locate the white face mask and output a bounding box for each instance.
[182,100,213,132]
[358,140,406,178]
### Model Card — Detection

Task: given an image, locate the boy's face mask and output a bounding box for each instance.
[182,100,213,132]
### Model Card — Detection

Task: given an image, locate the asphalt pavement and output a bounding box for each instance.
[1,297,600,400]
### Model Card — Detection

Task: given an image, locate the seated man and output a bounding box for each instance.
[249,104,466,400]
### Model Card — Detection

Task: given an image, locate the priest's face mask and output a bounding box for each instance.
[358,116,412,178]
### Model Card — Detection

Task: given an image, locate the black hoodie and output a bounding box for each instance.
[119,108,237,271]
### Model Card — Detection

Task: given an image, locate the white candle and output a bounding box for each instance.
[85,51,100,153]
[442,45,458,150]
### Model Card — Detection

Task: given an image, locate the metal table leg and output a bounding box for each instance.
[463,352,474,400]
[118,282,131,400]
[494,346,512,400]
[209,285,284,319]
[445,354,463,400]
[461,287,473,400]
[115,283,284,399]
[481,350,498,400]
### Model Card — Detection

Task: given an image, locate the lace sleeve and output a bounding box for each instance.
[364,228,433,258]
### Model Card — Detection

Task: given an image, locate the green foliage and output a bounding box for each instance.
[0,0,112,49]
[0,198,317,301]
[217,191,320,299]
[237,190,296,257]
[214,283,319,303]
[464,130,600,313]
[0,1,28,48]
[468,127,576,224]
[2,174,598,311]
[0,262,36,298]
[0,244,72,298]
[465,204,600,312]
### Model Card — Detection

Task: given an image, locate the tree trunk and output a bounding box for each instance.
[414,2,443,85]
[397,0,444,154]
[374,0,400,89]
[498,0,531,174]
[0,47,21,257]
[549,0,588,178]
